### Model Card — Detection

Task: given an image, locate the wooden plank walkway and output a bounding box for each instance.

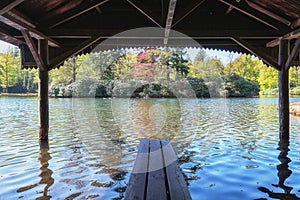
[125,139,191,200]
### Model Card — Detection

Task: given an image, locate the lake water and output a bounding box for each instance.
[0,97,300,199]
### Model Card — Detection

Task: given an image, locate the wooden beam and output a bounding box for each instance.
[7,9,37,28]
[161,140,192,200]
[267,27,300,47]
[0,0,24,16]
[172,0,206,28]
[161,0,168,23]
[38,39,49,141]
[285,38,300,70]
[164,0,177,45]
[226,6,234,14]
[45,28,283,39]
[0,14,60,47]
[218,0,279,30]
[0,25,25,45]
[126,0,162,28]
[245,0,291,26]
[48,0,109,29]
[278,39,289,140]
[291,18,300,29]
[21,29,47,71]
[147,140,167,199]
[232,37,280,70]
[38,69,49,141]
[50,36,102,69]
[125,139,149,200]
[0,32,23,46]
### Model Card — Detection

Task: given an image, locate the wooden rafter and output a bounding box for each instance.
[218,0,279,30]
[225,6,234,14]
[7,9,37,28]
[161,0,168,23]
[0,14,60,48]
[50,37,102,69]
[232,37,280,70]
[44,28,282,39]
[0,0,24,16]
[0,24,24,45]
[0,32,24,46]
[292,18,300,29]
[267,27,300,47]
[48,0,109,29]
[126,0,162,28]
[164,0,177,45]
[21,29,47,71]
[245,0,291,26]
[172,0,206,28]
[285,38,300,70]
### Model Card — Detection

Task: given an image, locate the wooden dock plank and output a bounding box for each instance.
[125,139,191,200]
[146,139,168,200]
[161,140,192,200]
[125,139,149,200]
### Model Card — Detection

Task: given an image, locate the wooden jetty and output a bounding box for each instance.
[125,139,191,200]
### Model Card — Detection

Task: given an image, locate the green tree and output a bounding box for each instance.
[50,55,87,87]
[85,50,123,80]
[289,67,298,88]
[192,54,224,81]
[16,68,38,93]
[224,54,262,82]
[169,49,190,77]
[225,74,259,97]
[111,52,136,80]
[0,50,19,92]
[188,49,207,78]
[257,66,278,91]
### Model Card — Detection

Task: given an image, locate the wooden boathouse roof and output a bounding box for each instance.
[0,0,299,70]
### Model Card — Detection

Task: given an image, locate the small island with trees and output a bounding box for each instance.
[1,47,300,98]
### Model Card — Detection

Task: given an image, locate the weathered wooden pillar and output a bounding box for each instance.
[38,39,49,141]
[278,39,289,140]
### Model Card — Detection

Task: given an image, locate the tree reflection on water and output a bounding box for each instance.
[258,140,300,200]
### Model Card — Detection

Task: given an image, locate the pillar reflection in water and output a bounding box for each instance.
[37,141,54,199]
[258,139,300,200]
[16,141,54,199]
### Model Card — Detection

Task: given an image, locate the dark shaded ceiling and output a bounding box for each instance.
[0,0,299,69]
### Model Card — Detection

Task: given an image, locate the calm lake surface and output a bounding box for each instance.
[0,97,300,200]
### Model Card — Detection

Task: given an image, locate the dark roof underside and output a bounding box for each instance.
[0,0,299,69]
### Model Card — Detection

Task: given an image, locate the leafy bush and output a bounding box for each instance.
[259,88,278,96]
[187,77,209,97]
[95,82,109,97]
[225,74,259,97]
[290,87,300,95]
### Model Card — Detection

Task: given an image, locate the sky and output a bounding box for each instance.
[0,40,15,53]
[0,40,241,65]
[187,48,240,65]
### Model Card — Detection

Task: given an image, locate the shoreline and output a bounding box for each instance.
[2,93,300,99]
[0,93,38,97]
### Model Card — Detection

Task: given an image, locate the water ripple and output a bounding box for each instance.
[0,97,300,199]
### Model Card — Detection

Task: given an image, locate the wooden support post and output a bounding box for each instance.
[38,39,49,141]
[278,39,289,140]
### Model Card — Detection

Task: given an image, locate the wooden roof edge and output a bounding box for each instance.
[232,37,280,70]
[267,27,300,47]
[49,36,102,70]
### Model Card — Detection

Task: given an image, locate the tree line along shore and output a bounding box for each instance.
[1,47,300,98]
